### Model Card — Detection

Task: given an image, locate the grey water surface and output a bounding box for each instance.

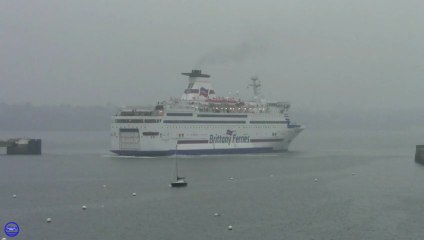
[1,129,424,240]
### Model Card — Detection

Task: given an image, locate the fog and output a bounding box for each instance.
[1,0,424,114]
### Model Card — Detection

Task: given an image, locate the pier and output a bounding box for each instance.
[0,138,42,155]
[415,145,424,163]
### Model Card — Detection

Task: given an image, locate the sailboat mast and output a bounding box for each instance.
[175,144,179,179]
[169,142,187,187]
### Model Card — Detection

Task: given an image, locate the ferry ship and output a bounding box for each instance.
[111,70,303,156]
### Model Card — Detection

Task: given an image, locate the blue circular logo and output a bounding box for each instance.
[4,222,20,237]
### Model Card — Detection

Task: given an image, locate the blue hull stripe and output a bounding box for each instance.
[176,139,284,144]
[163,120,246,124]
[251,138,284,143]
[177,140,209,144]
[111,147,280,156]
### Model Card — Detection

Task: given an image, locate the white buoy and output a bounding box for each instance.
[132,192,137,196]
[229,177,234,180]
[46,218,52,223]
[214,213,220,216]
[82,205,87,210]
[103,185,107,188]
[314,178,318,182]
[228,225,233,230]
[12,194,16,198]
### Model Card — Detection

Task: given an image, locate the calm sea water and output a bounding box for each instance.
[1,129,424,240]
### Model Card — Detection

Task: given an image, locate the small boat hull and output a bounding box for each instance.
[170,179,187,187]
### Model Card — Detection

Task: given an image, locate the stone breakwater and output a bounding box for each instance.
[415,145,424,163]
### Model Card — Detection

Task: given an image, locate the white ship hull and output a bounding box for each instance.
[111,116,303,156]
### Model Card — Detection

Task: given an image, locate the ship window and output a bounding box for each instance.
[145,119,157,123]
[115,119,144,123]
[143,132,159,136]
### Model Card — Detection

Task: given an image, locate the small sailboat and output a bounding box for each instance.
[170,145,187,188]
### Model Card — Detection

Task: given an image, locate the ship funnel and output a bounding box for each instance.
[181,70,210,78]
[181,70,215,101]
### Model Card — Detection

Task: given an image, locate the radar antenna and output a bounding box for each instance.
[248,76,261,99]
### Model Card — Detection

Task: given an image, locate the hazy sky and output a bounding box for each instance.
[1,0,424,111]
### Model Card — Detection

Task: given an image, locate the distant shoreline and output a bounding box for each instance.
[1,103,423,131]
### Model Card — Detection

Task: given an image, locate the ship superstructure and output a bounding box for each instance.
[111,70,303,156]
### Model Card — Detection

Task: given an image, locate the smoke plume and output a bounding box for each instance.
[194,42,267,68]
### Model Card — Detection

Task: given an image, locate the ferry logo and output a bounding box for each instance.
[199,87,209,97]
[4,222,20,237]
[209,132,250,145]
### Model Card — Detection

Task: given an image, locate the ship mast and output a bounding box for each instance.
[249,76,261,101]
